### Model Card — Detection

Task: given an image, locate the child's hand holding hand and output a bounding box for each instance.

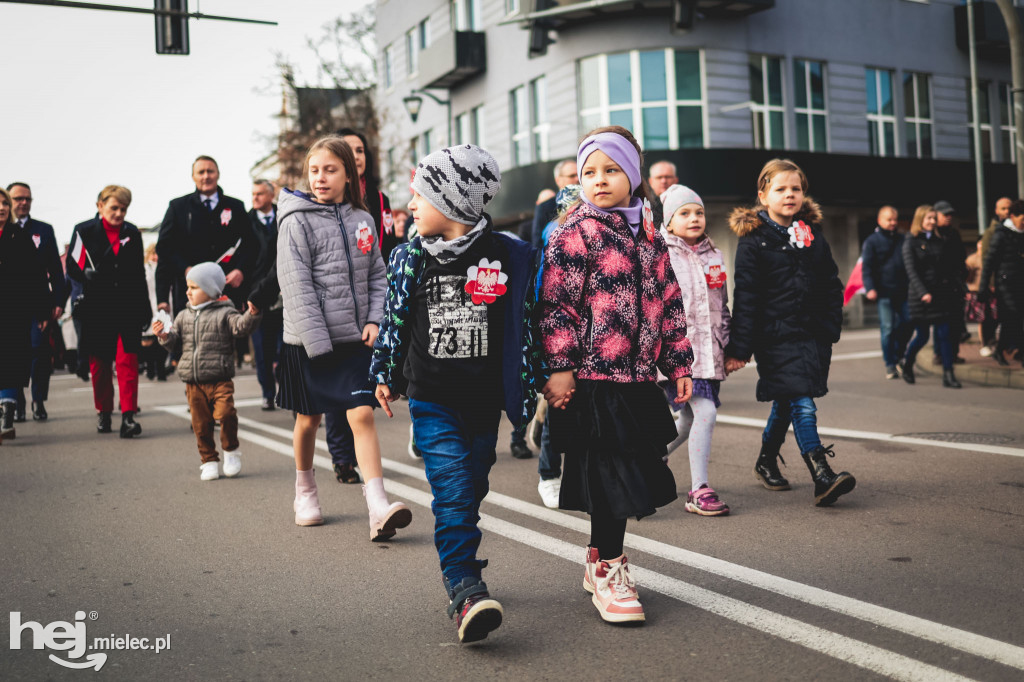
[153,320,168,339]
[375,384,396,418]
[674,377,693,404]
[247,301,260,315]
[542,370,576,410]
[725,357,747,374]
[362,324,379,348]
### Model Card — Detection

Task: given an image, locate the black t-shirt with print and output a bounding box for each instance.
[405,234,508,408]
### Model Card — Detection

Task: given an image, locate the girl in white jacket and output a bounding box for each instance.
[661,185,732,516]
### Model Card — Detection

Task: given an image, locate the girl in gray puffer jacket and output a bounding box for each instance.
[276,135,411,538]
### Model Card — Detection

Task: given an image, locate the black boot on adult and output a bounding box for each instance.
[97,412,113,434]
[753,445,790,490]
[800,444,856,507]
[899,359,915,384]
[1,401,17,440]
[32,401,47,421]
[120,411,142,439]
[942,369,962,389]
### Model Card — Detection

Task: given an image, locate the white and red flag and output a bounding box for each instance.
[843,257,865,306]
[216,237,242,265]
[69,231,93,271]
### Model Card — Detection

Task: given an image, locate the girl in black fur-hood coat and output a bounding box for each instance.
[724,159,855,508]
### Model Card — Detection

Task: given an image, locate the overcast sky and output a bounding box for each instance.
[1,0,372,246]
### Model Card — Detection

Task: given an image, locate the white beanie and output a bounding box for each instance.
[660,184,704,229]
[187,262,225,300]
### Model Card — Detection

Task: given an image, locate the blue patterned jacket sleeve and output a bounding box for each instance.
[369,239,423,392]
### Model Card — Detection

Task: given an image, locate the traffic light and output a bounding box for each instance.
[155,0,189,55]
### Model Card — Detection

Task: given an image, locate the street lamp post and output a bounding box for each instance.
[402,89,452,151]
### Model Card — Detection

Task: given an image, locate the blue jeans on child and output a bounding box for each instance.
[538,419,561,480]
[762,396,822,454]
[0,388,18,402]
[904,322,953,370]
[877,297,910,369]
[409,399,500,586]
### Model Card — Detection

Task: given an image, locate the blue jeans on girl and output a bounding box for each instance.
[409,399,500,585]
[904,322,953,370]
[762,396,822,454]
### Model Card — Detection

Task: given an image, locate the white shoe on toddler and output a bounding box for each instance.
[223,450,241,477]
[200,461,220,481]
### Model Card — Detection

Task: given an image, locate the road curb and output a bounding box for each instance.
[914,344,1024,390]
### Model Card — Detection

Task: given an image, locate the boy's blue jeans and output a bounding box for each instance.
[877,297,910,369]
[538,419,561,480]
[762,396,822,455]
[409,398,499,586]
[0,388,18,401]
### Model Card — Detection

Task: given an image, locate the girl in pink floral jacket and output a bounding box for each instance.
[539,126,693,626]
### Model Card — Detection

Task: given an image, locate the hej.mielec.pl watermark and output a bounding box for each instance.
[9,610,171,671]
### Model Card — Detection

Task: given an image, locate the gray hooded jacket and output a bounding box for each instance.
[159,299,261,384]
[276,189,387,359]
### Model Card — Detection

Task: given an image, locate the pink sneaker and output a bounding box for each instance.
[685,485,730,516]
[583,546,599,594]
[592,555,645,623]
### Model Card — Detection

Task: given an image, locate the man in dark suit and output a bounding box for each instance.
[8,182,66,422]
[155,156,257,318]
[247,179,283,411]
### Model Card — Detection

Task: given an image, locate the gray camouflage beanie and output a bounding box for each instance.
[411,145,501,225]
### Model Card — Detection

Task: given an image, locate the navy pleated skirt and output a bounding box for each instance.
[276,342,377,416]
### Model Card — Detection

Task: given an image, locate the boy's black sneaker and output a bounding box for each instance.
[510,442,533,460]
[447,577,503,643]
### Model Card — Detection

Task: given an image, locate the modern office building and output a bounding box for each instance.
[374,0,1021,323]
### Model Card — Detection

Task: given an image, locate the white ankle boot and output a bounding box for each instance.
[294,469,324,526]
[363,477,411,541]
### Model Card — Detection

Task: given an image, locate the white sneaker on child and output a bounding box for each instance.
[200,461,220,481]
[223,450,241,477]
[537,477,561,508]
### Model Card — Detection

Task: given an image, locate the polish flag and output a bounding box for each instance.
[843,257,865,306]
[70,232,90,271]
[216,237,242,264]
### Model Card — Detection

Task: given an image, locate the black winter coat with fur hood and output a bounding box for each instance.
[724,199,843,402]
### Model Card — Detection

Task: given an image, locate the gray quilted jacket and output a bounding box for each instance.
[159,299,261,383]
[276,189,387,359]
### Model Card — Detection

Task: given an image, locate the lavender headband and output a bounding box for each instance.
[576,132,642,193]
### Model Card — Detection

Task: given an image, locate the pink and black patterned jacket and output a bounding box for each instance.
[539,201,693,383]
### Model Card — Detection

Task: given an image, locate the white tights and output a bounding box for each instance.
[665,395,717,492]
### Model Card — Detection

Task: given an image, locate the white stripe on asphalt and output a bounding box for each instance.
[714,414,1024,459]
[155,403,1024,674]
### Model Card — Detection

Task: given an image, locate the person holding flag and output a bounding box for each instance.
[66,186,151,437]
[155,156,256,316]
[0,187,51,443]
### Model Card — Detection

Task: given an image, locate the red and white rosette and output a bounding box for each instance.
[787,220,814,248]
[464,258,508,305]
[642,199,655,241]
[220,208,232,226]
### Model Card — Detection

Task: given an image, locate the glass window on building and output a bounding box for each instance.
[577,48,705,150]
[511,85,530,166]
[967,79,993,161]
[794,59,828,152]
[903,72,933,159]
[472,105,486,147]
[451,0,482,31]
[455,112,469,145]
[408,136,419,167]
[418,18,430,50]
[749,55,785,149]
[1000,82,1017,163]
[866,67,896,157]
[422,129,434,158]
[505,0,520,15]
[383,44,395,89]
[531,76,550,162]
[406,28,418,76]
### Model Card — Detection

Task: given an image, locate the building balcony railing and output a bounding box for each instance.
[418,30,486,90]
[954,1,1024,61]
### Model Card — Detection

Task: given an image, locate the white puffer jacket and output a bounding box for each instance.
[277,189,387,359]
[663,230,731,381]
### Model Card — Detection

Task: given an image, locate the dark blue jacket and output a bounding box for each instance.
[861,227,908,300]
[21,217,66,309]
[370,225,545,427]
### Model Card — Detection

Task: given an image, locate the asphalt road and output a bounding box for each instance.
[2,330,1022,681]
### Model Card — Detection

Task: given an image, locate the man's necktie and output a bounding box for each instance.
[204,199,213,211]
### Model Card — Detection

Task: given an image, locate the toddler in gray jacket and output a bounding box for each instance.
[155,262,261,481]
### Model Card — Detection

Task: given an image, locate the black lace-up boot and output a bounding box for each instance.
[801,444,856,507]
[753,443,790,490]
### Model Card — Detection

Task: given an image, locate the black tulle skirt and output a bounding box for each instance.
[276,342,377,415]
[548,379,678,520]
